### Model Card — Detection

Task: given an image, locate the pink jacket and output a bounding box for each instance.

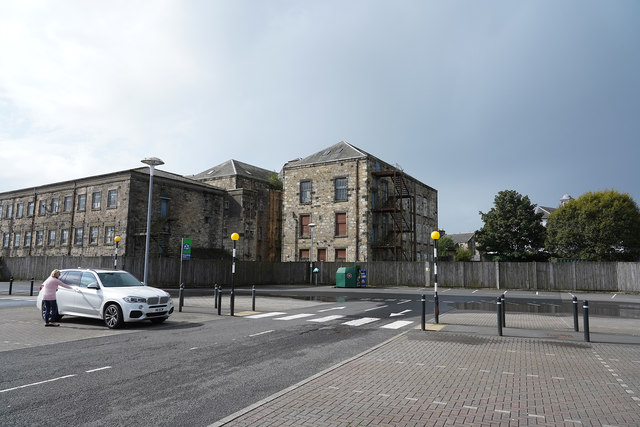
[41,277,74,301]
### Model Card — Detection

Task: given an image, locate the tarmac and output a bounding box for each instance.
[2,281,640,426]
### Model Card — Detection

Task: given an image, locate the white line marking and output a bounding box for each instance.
[380,320,414,329]
[432,401,447,405]
[364,305,387,312]
[342,317,380,326]
[611,294,617,299]
[189,347,199,350]
[463,405,478,410]
[85,366,111,373]
[495,410,510,414]
[564,420,582,424]
[390,310,412,317]
[398,300,412,305]
[406,397,418,401]
[378,393,390,397]
[528,414,545,419]
[249,330,274,337]
[318,306,346,312]
[472,290,479,294]
[275,314,315,320]
[1,374,76,393]
[246,312,286,319]
[308,315,345,322]
[552,377,565,380]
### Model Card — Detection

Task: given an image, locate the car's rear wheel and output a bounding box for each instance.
[104,303,124,329]
[150,317,167,325]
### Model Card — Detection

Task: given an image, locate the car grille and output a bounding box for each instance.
[147,296,170,305]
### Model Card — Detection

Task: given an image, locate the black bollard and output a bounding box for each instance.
[178,283,185,312]
[9,276,14,295]
[501,294,506,328]
[572,296,579,332]
[214,284,218,309]
[421,294,426,331]
[230,289,235,316]
[252,285,256,311]
[583,300,590,342]
[217,286,222,316]
[30,278,35,296]
[434,293,440,324]
[497,297,503,336]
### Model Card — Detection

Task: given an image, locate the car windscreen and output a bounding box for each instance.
[97,272,144,287]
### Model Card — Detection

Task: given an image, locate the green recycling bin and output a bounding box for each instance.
[336,264,358,287]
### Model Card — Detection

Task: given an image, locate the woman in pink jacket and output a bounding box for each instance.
[41,269,74,327]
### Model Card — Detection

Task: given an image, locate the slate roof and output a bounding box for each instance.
[189,159,275,183]
[283,141,368,168]
[446,233,476,245]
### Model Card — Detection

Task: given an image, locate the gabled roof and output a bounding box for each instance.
[189,159,275,182]
[534,205,556,218]
[446,233,475,245]
[283,141,368,168]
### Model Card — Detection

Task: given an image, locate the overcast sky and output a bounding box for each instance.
[1,1,638,233]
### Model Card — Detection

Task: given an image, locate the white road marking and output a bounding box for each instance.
[463,405,478,410]
[364,305,387,312]
[249,330,274,337]
[246,312,286,319]
[381,320,414,329]
[390,310,412,317]
[318,306,346,312]
[1,374,76,393]
[397,300,412,305]
[308,315,345,323]
[275,314,315,320]
[85,366,111,373]
[342,317,380,326]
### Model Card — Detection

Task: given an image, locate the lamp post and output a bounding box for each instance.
[141,157,164,285]
[230,232,239,316]
[114,236,121,269]
[431,230,440,324]
[309,223,316,284]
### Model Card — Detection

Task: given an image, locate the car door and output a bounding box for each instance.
[75,272,104,318]
[58,271,81,314]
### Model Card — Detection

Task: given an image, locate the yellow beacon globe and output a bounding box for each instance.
[431,231,440,240]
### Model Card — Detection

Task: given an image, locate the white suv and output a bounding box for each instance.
[37,268,174,329]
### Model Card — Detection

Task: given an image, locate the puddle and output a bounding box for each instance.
[451,301,640,319]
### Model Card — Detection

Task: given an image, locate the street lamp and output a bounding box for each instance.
[431,230,440,323]
[141,156,164,285]
[309,223,316,284]
[114,236,121,269]
[230,232,239,316]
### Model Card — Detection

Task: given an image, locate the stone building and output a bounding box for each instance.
[189,159,282,262]
[0,168,226,262]
[281,141,438,263]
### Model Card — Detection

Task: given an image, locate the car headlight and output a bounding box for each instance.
[123,296,147,303]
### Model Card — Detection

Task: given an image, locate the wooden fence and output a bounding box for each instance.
[1,256,638,293]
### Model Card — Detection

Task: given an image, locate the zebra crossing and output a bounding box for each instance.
[244,306,416,330]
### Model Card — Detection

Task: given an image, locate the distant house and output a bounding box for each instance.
[534,194,573,227]
[445,232,480,261]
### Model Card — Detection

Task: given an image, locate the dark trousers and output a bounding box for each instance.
[44,300,58,323]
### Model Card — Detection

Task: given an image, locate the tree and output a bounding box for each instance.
[268,172,283,190]
[455,247,472,262]
[546,190,640,261]
[476,190,547,261]
[437,236,455,261]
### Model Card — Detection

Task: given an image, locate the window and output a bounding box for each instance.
[36,231,44,246]
[16,203,23,218]
[24,231,31,247]
[74,227,84,245]
[5,204,13,219]
[64,196,72,212]
[2,233,9,247]
[27,201,34,216]
[48,230,56,246]
[300,214,310,237]
[0,205,3,218]
[39,200,46,215]
[107,190,117,208]
[300,181,311,204]
[334,177,348,201]
[77,194,86,211]
[89,226,99,244]
[92,191,101,209]
[13,232,21,247]
[299,249,309,261]
[335,213,347,236]
[61,229,69,245]
[317,248,327,262]
[51,198,59,214]
[160,198,170,218]
[105,226,115,244]
[335,248,346,262]
[381,181,388,202]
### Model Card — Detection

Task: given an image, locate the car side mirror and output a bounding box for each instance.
[87,283,99,290]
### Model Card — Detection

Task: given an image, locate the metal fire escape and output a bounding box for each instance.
[371,169,416,261]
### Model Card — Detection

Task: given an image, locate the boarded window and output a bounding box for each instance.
[300,214,310,237]
[335,213,347,236]
[335,248,346,262]
[299,249,309,261]
[317,248,327,261]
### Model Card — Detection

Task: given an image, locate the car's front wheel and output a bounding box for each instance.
[104,303,124,329]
